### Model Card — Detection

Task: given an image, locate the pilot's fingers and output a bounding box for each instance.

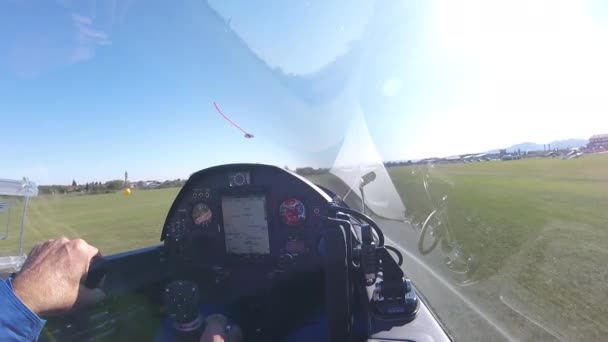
[205,317,242,342]
[203,314,228,334]
[201,314,242,342]
[69,239,99,268]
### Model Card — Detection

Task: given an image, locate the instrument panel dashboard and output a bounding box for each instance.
[161,164,333,272]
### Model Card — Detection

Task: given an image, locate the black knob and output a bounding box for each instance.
[164,281,200,324]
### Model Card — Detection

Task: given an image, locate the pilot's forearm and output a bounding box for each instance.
[0,278,46,341]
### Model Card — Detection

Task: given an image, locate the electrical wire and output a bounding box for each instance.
[329,204,385,246]
[384,245,403,266]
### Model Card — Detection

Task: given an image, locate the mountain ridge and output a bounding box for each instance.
[505,138,588,152]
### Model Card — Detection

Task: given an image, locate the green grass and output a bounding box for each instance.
[1,155,607,338]
[389,154,608,338]
[3,156,607,279]
[390,154,608,279]
[309,155,608,338]
[0,188,180,256]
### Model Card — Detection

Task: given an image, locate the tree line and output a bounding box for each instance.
[292,162,414,175]
[294,167,330,176]
[38,179,186,195]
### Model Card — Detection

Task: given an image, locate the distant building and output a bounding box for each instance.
[587,134,608,151]
[444,155,463,163]
[139,181,161,189]
[524,150,547,158]
[476,152,502,160]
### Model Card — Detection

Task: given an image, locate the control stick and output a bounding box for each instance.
[164,280,204,342]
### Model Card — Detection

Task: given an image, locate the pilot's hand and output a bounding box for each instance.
[12,237,105,316]
[200,314,243,342]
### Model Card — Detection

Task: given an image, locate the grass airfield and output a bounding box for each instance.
[1,153,607,339]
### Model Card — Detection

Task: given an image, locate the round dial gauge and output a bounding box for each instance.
[229,172,250,186]
[233,173,246,185]
[279,198,306,226]
[192,203,213,225]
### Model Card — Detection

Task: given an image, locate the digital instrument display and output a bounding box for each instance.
[222,195,270,255]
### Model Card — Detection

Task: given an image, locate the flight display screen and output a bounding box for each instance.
[221,195,270,255]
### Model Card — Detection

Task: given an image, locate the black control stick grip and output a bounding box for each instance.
[85,255,108,289]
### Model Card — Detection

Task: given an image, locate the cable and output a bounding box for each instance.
[329,204,384,246]
[384,245,403,266]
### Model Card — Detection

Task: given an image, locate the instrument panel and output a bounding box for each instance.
[161,164,333,272]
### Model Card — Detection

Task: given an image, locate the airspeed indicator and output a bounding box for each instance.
[192,203,213,226]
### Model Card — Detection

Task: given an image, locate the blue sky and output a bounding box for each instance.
[2,0,608,184]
